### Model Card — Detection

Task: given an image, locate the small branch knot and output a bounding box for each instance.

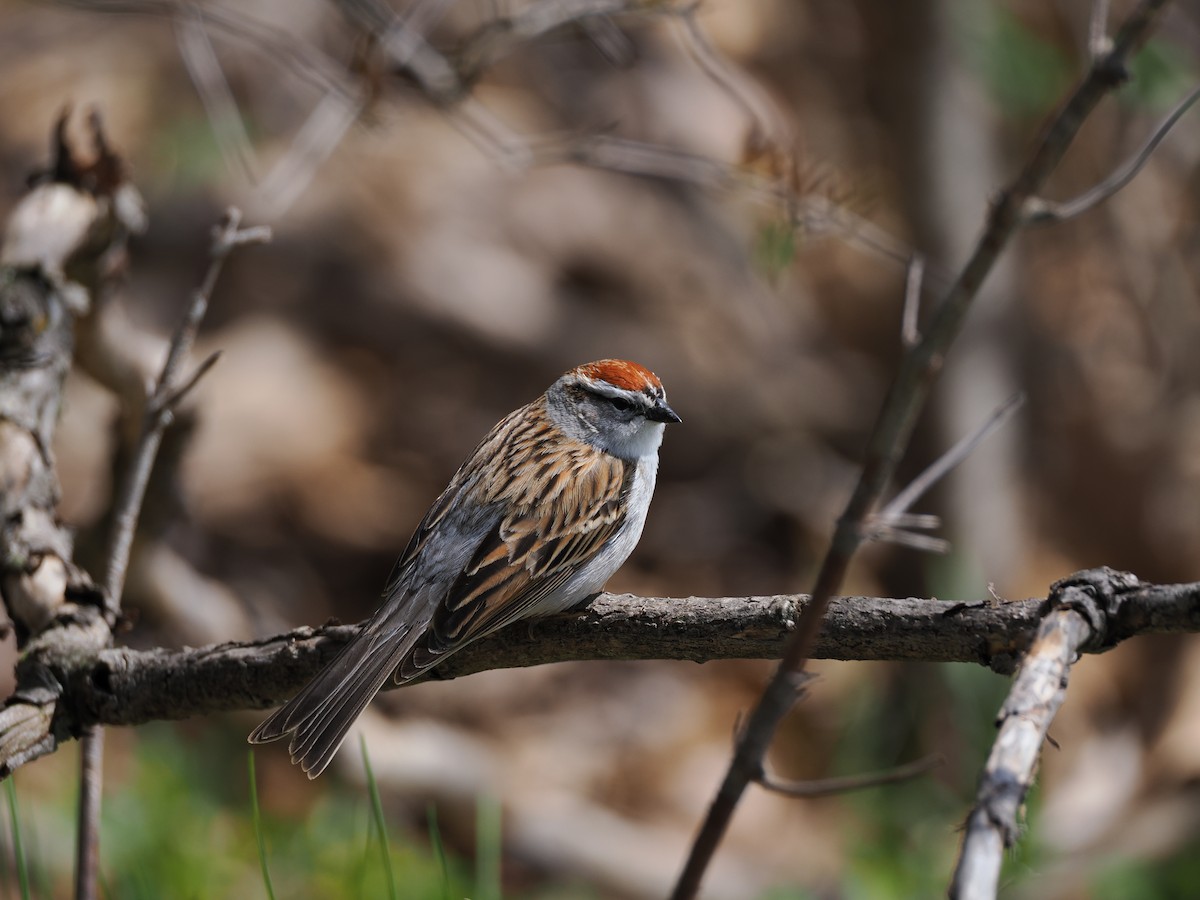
[979,768,1026,848]
[1093,54,1132,89]
[1046,567,1140,652]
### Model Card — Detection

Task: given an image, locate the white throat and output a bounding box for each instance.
[599,419,664,461]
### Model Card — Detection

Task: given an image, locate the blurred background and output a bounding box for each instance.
[2,0,1200,897]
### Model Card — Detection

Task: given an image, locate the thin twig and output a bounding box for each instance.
[672,4,787,153]
[73,735,103,900]
[251,90,365,219]
[456,0,635,79]
[669,4,1171,897]
[100,212,262,616]
[876,392,1025,523]
[66,0,928,277]
[162,349,222,409]
[580,15,635,67]
[1025,82,1200,224]
[902,254,925,348]
[175,8,260,184]
[867,522,950,555]
[759,754,944,799]
[1088,0,1112,59]
[337,0,461,102]
[61,0,357,100]
[74,208,269,900]
[444,98,534,171]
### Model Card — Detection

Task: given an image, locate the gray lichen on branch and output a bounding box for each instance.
[0,112,136,777]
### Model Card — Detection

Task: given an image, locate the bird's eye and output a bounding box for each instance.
[608,396,634,412]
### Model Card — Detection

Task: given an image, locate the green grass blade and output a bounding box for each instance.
[0,805,10,892]
[475,794,502,900]
[427,804,451,900]
[5,778,30,900]
[247,752,278,900]
[359,736,398,900]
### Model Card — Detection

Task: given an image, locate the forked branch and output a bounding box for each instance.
[949,569,1143,899]
[75,207,269,900]
[669,3,1173,897]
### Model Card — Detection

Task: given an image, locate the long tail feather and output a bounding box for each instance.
[249,625,414,778]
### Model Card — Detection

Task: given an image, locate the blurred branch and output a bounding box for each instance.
[457,0,638,81]
[949,568,1143,900]
[1089,0,1113,59]
[0,112,268,791]
[59,0,915,266]
[670,4,787,152]
[670,3,1172,897]
[1024,81,1200,224]
[867,391,1026,553]
[901,254,924,348]
[252,89,366,218]
[2,575,1196,740]
[176,9,260,185]
[59,0,357,99]
[60,0,365,218]
[101,209,268,622]
[759,754,944,800]
[75,208,266,900]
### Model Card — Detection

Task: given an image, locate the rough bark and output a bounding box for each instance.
[22,579,1198,732]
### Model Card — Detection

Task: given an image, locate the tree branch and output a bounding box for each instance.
[0,110,137,780]
[949,568,1144,900]
[75,207,268,900]
[0,579,1188,736]
[1024,80,1200,224]
[670,2,1172,896]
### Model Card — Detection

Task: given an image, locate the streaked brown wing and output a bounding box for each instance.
[396,442,631,679]
[382,405,531,596]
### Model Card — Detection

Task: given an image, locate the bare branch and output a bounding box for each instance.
[0,111,149,900]
[1024,82,1200,224]
[60,0,356,100]
[949,569,1142,900]
[10,576,1200,738]
[251,90,365,219]
[580,14,635,67]
[671,4,789,154]
[74,734,103,900]
[162,349,222,410]
[866,521,950,555]
[759,754,944,800]
[102,208,270,619]
[456,0,635,80]
[175,9,259,184]
[1088,0,1113,59]
[76,207,269,900]
[875,392,1025,525]
[670,4,1172,897]
[61,0,922,269]
[902,254,925,348]
[335,0,463,103]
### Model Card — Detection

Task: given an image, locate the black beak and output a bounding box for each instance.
[647,401,682,424]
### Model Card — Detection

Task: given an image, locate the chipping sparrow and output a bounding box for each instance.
[249,359,680,777]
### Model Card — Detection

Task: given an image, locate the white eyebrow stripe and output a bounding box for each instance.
[580,378,631,396]
[576,377,654,406]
